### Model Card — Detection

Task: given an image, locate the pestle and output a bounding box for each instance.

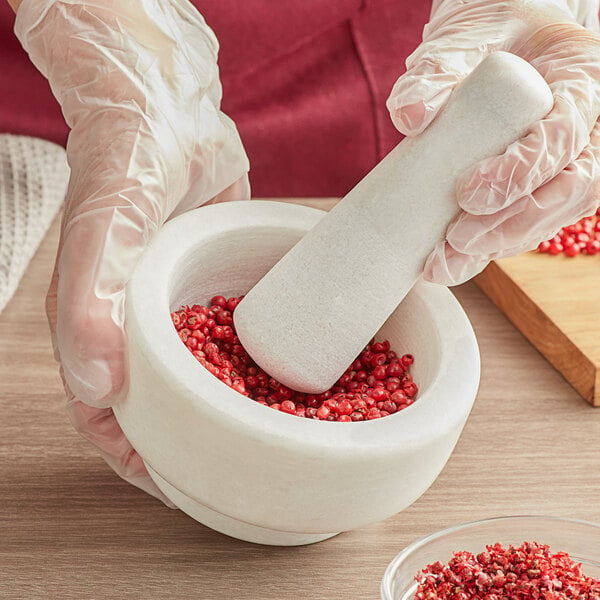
[233,51,553,394]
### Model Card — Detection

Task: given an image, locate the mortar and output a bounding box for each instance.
[114,200,480,546]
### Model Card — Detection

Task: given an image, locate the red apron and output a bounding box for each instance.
[0,1,431,196]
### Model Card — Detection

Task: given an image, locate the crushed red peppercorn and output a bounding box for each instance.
[538,207,600,257]
[415,541,600,600]
[171,295,418,421]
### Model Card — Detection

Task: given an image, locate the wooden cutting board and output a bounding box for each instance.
[474,252,600,406]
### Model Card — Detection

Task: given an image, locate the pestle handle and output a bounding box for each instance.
[234,52,553,394]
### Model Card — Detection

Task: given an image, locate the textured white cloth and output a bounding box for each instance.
[0,134,69,313]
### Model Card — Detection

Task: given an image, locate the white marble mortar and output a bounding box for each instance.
[114,200,480,546]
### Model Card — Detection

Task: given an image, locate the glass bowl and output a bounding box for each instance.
[381,515,600,600]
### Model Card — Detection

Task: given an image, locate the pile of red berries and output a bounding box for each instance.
[171,295,418,421]
[415,541,600,599]
[538,207,600,257]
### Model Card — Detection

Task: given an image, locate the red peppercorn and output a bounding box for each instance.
[537,240,551,253]
[565,243,581,257]
[391,390,409,404]
[577,232,590,244]
[367,407,382,419]
[244,375,258,389]
[215,310,231,325]
[360,351,374,367]
[226,297,241,311]
[371,340,390,353]
[186,336,199,350]
[354,370,368,382]
[385,376,401,391]
[323,398,339,412]
[369,387,390,402]
[191,330,206,343]
[371,353,387,368]
[210,295,227,308]
[403,382,418,397]
[316,405,331,420]
[586,240,600,255]
[372,365,387,380]
[337,400,353,416]
[381,400,396,413]
[280,400,296,414]
[231,378,246,394]
[549,241,564,255]
[401,354,414,367]
[387,362,404,378]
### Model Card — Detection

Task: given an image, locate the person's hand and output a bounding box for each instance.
[15,0,249,501]
[387,0,600,284]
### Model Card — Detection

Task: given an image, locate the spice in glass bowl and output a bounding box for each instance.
[415,540,600,599]
[171,295,418,421]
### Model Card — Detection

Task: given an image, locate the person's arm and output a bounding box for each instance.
[388,0,600,284]
[11,0,249,501]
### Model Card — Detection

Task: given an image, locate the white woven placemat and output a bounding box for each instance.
[0,134,69,313]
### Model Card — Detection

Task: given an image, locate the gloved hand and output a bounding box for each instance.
[15,0,249,502]
[387,0,600,284]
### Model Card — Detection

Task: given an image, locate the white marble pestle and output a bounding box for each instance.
[234,52,553,394]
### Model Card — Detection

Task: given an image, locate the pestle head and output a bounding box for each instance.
[234,52,553,393]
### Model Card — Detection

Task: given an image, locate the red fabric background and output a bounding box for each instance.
[0,1,431,196]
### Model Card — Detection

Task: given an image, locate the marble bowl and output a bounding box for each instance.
[114,200,480,546]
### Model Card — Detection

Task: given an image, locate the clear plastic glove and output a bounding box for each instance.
[15,0,249,502]
[387,0,600,285]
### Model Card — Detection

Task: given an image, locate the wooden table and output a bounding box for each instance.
[1,200,599,600]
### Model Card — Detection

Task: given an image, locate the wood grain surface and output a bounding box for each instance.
[475,252,600,406]
[1,200,599,600]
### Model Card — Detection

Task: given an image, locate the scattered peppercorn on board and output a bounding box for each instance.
[474,253,600,406]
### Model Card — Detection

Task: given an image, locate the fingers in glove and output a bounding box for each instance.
[423,225,558,285]
[386,0,526,137]
[458,24,600,215]
[425,117,600,285]
[423,241,492,286]
[449,119,600,256]
[424,173,595,288]
[56,201,153,408]
[67,395,175,506]
[387,57,466,137]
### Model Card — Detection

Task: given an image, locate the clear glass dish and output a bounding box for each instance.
[381,515,600,600]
